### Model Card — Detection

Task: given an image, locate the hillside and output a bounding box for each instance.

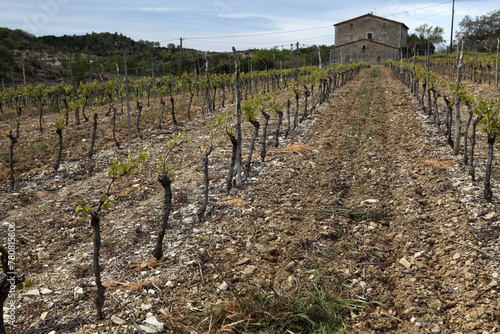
[0,28,201,85]
[0,27,333,87]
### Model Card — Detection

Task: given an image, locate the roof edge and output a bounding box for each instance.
[335,38,400,49]
[333,13,409,30]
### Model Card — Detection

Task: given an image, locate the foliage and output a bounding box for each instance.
[406,24,445,56]
[477,97,500,136]
[158,131,189,173]
[195,271,373,333]
[458,10,500,50]
[76,148,148,218]
[415,24,445,44]
[55,116,65,131]
[16,279,33,291]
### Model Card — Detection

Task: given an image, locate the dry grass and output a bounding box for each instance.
[127,257,159,274]
[269,143,314,155]
[219,196,247,206]
[423,158,455,169]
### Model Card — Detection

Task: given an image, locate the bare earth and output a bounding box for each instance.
[1,65,499,333]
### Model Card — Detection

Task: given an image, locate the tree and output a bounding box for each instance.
[458,10,500,50]
[416,24,445,44]
[408,24,445,56]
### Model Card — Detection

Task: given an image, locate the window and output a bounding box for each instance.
[362,45,366,52]
[383,23,387,28]
[367,33,373,40]
[350,23,353,28]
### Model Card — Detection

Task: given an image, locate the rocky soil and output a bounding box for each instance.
[1,65,499,333]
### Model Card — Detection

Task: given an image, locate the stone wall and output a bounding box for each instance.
[334,40,400,64]
[335,15,407,48]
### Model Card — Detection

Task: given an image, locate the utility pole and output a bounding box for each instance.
[296,41,299,87]
[179,37,183,76]
[449,0,455,53]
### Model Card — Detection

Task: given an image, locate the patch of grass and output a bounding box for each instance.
[103,239,116,248]
[0,112,17,121]
[37,140,57,151]
[370,69,380,78]
[20,149,34,158]
[330,206,386,223]
[0,153,11,164]
[140,110,160,122]
[355,87,369,96]
[348,117,367,127]
[349,207,385,222]
[192,271,374,333]
[79,131,89,138]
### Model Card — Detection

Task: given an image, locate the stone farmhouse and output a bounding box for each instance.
[333,13,408,64]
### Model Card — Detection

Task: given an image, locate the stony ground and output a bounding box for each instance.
[1,65,499,333]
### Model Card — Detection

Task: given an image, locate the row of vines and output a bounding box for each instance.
[0,46,369,328]
[412,43,499,86]
[388,41,500,202]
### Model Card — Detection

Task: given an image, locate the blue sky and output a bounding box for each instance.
[0,0,498,51]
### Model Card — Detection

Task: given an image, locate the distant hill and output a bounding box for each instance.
[0,28,213,85]
[0,27,333,86]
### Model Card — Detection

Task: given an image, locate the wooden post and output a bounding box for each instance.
[179,37,183,76]
[496,38,499,87]
[318,46,322,69]
[151,54,156,105]
[232,47,242,187]
[453,39,464,156]
[296,42,299,86]
[124,49,131,146]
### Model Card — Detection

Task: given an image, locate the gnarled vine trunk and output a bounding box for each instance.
[468,115,483,182]
[88,112,98,159]
[7,131,17,191]
[274,110,283,148]
[260,111,270,162]
[54,128,63,171]
[246,119,260,175]
[136,101,143,139]
[484,133,496,201]
[91,213,105,319]
[152,173,172,260]
[197,144,213,221]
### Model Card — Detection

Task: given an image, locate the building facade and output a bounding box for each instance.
[334,13,408,64]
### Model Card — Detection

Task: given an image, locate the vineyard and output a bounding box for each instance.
[0,46,499,333]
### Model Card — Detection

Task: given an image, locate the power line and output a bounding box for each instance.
[183,25,332,41]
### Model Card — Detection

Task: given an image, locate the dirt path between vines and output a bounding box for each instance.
[218,66,499,333]
[4,66,499,333]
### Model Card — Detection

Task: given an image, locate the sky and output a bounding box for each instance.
[0,0,498,52]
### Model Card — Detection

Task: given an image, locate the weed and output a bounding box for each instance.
[349,207,386,222]
[102,239,116,248]
[37,140,57,151]
[192,271,374,333]
[0,112,17,121]
[370,69,380,78]
[355,87,369,95]
[0,153,11,164]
